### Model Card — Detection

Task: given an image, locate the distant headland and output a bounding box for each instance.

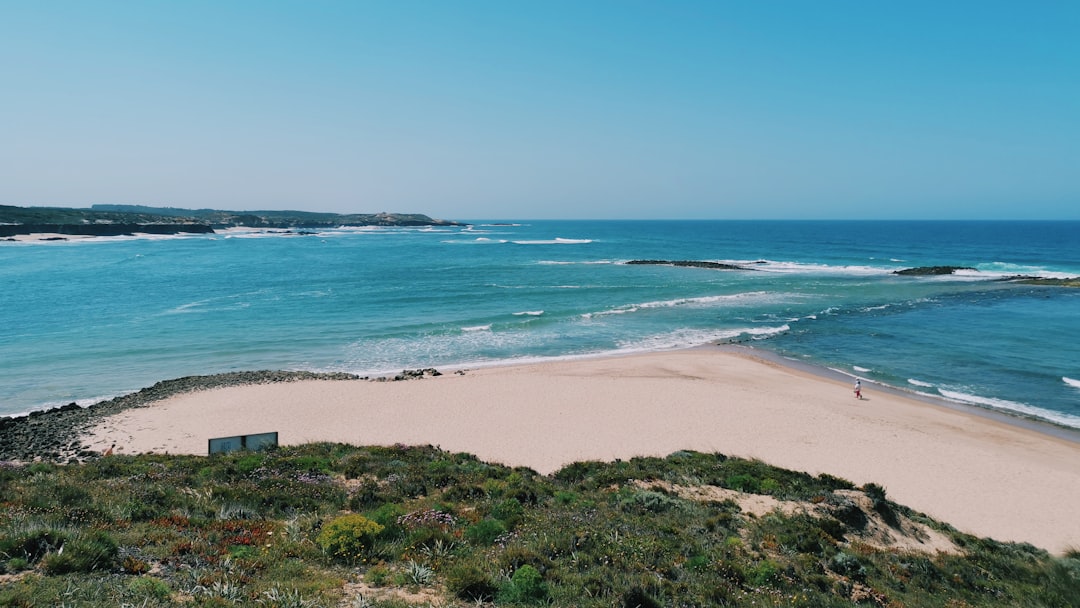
[0,204,461,238]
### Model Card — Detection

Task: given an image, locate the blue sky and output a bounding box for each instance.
[2,1,1077,219]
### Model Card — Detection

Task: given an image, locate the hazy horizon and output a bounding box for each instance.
[3,2,1078,220]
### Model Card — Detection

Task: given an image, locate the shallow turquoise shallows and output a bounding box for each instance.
[2,220,1078,427]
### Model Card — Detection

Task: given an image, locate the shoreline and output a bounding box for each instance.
[720,344,1080,444]
[63,345,1080,554]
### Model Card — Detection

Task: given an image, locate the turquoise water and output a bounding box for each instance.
[2,220,1078,427]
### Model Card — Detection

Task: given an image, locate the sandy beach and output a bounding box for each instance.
[85,347,1080,554]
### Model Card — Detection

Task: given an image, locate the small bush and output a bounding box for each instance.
[367,503,407,537]
[554,490,577,505]
[491,498,525,528]
[618,489,682,513]
[5,557,29,573]
[725,473,761,493]
[499,564,548,604]
[128,576,172,600]
[622,586,662,608]
[41,530,118,574]
[446,561,498,601]
[365,564,391,586]
[316,514,384,563]
[465,518,507,546]
[745,559,780,587]
[0,527,68,564]
[830,551,867,581]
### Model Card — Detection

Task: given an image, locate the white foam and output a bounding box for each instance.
[742,259,893,276]
[1064,377,1080,389]
[538,260,614,265]
[513,310,544,316]
[853,366,872,373]
[512,238,593,245]
[582,291,774,319]
[974,261,1078,280]
[461,324,491,332]
[441,237,509,244]
[616,325,790,351]
[908,378,935,388]
[937,389,1080,428]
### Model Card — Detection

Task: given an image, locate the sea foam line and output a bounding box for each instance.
[512,237,593,245]
[582,291,774,319]
[937,388,1080,429]
[1064,377,1080,389]
[617,325,791,352]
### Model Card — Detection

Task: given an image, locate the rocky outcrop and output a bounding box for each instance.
[893,266,977,276]
[626,260,748,270]
[998,276,1080,287]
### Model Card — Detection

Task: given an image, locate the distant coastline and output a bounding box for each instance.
[0,204,461,239]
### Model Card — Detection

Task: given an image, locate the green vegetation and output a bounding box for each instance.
[0,204,458,234]
[0,444,1077,607]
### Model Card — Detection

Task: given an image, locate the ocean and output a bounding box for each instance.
[2,220,1078,429]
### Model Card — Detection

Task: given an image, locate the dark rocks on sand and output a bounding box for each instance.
[999,276,1080,287]
[892,266,977,276]
[626,260,748,271]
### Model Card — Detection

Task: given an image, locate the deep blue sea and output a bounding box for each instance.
[2,220,1078,428]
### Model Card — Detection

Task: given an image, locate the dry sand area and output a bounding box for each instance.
[86,347,1080,554]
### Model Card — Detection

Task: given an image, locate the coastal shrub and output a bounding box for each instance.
[760,477,781,494]
[621,586,662,608]
[316,514,383,563]
[817,472,856,490]
[745,559,781,587]
[553,460,608,486]
[3,444,1079,608]
[7,557,28,573]
[346,478,383,511]
[366,502,407,538]
[127,576,172,601]
[756,513,842,557]
[465,518,507,546]
[863,483,900,528]
[365,564,391,586]
[0,527,68,565]
[236,453,264,475]
[554,490,577,505]
[446,561,498,601]
[724,473,761,494]
[41,530,118,574]
[491,497,525,528]
[830,552,867,580]
[1038,556,1080,607]
[618,489,683,513]
[499,564,548,604]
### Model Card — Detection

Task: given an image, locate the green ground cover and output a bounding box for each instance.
[0,444,1076,607]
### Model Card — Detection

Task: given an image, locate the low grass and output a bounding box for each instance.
[0,443,1076,607]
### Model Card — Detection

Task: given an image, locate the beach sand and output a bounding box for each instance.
[85,347,1080,554]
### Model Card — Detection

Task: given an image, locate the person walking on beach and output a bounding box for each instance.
[854,379,862,400]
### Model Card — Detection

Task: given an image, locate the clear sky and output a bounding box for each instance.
[2,1,1077,220]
